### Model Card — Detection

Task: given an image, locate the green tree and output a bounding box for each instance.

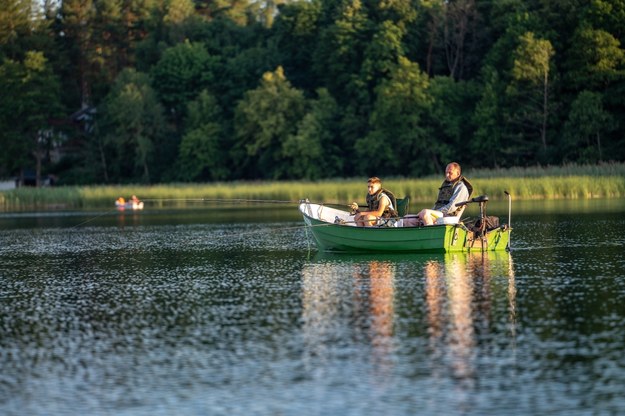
[440,0,481,80]
[164,0,196,25]
[357,57,433,176]
[313,0,369,104]
[0,0,50,59]
[177,90,229,181]
[161,0,198,43]
[271,1,322,92]
[150,40,219,125]
[426,75,480,169]
[0,0,60,65]
[250,0,287,28]
[219,44,281,116]
[564,26,625,90]
[471,68,504,167]
[0,51,63,183]
[97,68,167,183]
[406,0,485,80]
[282,88,343,179]
[507,31,555,155]
[587,0,625,44]
[60,0,157,105]
[313,0,414,174]
[60,0,98,106]
[0,59,23,177]
[195,0,252,25]
[233,66,307,179]
[562,90,615,163]
[361,20,405,85]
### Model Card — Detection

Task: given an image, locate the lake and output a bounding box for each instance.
[1,199,624,415]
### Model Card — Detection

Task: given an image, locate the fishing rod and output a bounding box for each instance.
[141,197,299,204]
[140,197,355,207]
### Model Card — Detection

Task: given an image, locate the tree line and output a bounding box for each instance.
[1,0,624,184]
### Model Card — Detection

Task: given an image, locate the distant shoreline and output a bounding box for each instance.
[2,163,625,212]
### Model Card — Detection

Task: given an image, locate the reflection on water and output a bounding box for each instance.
[424,252,516,388]
[302,259,399,380]
[301,251,517,396]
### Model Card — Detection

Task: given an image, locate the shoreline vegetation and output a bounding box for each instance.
[1,164,625,212]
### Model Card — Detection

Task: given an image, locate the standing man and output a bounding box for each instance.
[352,177,397,227]
[416,162,473,225]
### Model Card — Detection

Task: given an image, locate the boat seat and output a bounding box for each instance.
[396,196,410,217]
[433,202,469,224]
[435,216,460,225]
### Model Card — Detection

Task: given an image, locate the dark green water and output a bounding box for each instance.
[0,200,624,415]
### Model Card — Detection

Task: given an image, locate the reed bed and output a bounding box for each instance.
[1,163,625,211]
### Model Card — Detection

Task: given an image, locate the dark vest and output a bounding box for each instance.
[366,188,398,218]
[434,176,473,215]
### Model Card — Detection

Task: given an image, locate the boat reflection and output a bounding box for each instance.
[425,251,516,386]
[301,250,516,384]
[301,256,398,378]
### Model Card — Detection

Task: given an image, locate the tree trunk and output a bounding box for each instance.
[541,72,548,151]
[34,147,43,187]
[98,136,109,183]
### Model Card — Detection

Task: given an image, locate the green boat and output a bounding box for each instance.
[299,195,511,253]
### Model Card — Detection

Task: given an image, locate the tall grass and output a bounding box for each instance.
[465,161,625,178]
[1,163,624,211]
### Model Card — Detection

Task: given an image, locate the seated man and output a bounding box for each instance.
[412,162,473,226]
[352,177,398,227]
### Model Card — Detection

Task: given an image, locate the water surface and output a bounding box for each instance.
[1,201,624,415]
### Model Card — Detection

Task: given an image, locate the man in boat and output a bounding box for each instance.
[411,162,473,226]
[351,177,398,227]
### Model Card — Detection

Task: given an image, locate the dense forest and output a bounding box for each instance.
[1,0,624,185]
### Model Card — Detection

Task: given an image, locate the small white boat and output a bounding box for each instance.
[115,199,144,210]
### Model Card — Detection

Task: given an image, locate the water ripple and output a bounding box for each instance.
[1,213,625,415]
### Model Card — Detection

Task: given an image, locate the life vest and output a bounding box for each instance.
[434,176,473,215]
[366,188,398,218]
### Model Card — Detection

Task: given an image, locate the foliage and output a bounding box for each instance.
[177,90,229,181]
[233,66,307,179]
[359,56,432,176]
[150,40,219,123]
[282,88,343,179]
[0,51,63,180]
[562,91,615,163]
[96,68,168,183]
[506,31,555,157]
[2,0,625,185]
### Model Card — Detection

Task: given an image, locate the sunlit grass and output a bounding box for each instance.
[1,163,624,211]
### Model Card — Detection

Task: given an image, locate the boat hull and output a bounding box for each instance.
[115,201,144,210]
[300,202,510,253]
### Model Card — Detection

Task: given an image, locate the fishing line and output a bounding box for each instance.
[140,197,352,208]
[64,198,308,229]
[141,197,303,204]
[63,197,353,248]
[70,207,122,229]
